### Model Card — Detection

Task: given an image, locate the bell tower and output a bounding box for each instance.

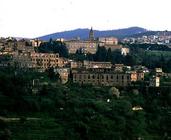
[89,27,94,41]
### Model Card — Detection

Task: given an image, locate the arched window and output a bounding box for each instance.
[92,75,95,79]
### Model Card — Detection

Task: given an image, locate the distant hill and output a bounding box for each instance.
[37,27,147,41]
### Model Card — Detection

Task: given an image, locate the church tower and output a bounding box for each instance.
[89,27,94,41]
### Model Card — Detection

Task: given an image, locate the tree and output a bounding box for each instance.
[45,67,60,82]
[106,48,112,62]
[111,50,123,64]
[109,87,120,98]
[94,46,107,61]
[46,67,56,81]
[38,39,68,57]
[124,54,136,66]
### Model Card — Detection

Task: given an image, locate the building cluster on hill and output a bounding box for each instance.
[71,62,144,87]
[63,27,129,55]
[122,31,171,45]
[0,28,165,87]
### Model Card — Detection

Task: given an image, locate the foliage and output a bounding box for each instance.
[38,39,68,57]
[109,87,120,98]
[0,68,171,139]
[45,67,60,81]
[69,43,171,72]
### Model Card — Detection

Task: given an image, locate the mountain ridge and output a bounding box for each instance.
[37,27,147,41]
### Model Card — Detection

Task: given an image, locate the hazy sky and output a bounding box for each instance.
[0,0,171,38]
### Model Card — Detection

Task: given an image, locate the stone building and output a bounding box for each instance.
[54,68,70,84]
[98,37,123,52]
[70,61,83,69]
[65,27,97,54]
[89,27,95,41]
[149,76,160,87]
[72,68,132,86]
[65,27,126,54]
[114,64,124,72]
[17,39,32,49]
[130,71,138,82]
[70,60,112,69]
[137,72,145,81]
[83,61,112,69]
[155,68,163,76]
[121,47,130,56]
[1,38,17,54]
[13,52,33,68]
[30,39,43,47]
[30,53,65,70]
[12,52,67,71]
[128,71,144,82]
[65,40,97,54]
[98,37,118,45]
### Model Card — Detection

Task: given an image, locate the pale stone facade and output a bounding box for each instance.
[13,52,33,68]
[30,39,43,47]
[114,64,124,72]
[83,61,112,69]
[121,48,130,56]
[30,53,65,70]
[64,28,126,54]
[98,37,118,45]
[70,61,83,69]
[55,68,70,84]
[72,68,131,86]
[129,71,144,82]
[150,76,160,87]
[65,40,97,54]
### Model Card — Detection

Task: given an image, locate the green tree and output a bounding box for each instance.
[106,48,112,61]
[109,87,120,98]
[94,46,107,61]
[38,39,68,57]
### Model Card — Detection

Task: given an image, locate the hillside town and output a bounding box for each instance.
[1,28,171,140]
[1,0,171,138]
[0,28,169,88]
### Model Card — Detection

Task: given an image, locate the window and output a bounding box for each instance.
[122,75,124,83]
[79,75,82,79]
[127,75,130,80]
[106,75,108,81]
[116,75,119,82]
[92,75,95,79]
[117,75,118,79]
